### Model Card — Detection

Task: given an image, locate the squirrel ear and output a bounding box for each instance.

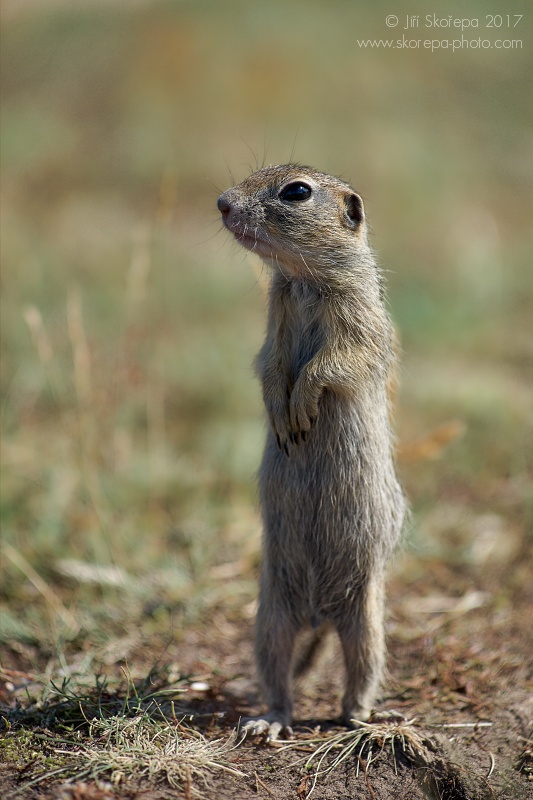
[344,192,364,228]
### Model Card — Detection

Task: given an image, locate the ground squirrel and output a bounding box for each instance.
[217,164,406,740]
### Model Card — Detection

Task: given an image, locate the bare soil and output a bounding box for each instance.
[1,550,532,800]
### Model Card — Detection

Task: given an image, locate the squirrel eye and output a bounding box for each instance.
[279,182,312,202]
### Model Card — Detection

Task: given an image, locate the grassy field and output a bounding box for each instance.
[1,1,532,798]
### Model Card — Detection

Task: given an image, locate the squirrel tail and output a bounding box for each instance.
[293,623,329,679]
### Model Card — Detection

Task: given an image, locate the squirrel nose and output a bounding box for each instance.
[217,194,232,215]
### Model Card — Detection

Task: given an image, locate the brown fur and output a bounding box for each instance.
[218,164,406,739]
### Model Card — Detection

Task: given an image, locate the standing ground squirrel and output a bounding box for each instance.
[217,164,406,740]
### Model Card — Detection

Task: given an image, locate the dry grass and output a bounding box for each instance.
[277,717,426,797]
[31,716,245,796]
[276,717,498,799]
[2,665,245,797]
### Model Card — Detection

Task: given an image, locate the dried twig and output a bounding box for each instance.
[486,752,495,779]
[356,755,376,798]
[255,771,275,797]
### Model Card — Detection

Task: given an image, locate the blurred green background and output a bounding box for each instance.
[1,0,531,654]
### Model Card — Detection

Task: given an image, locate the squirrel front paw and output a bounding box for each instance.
[264,390,292,456]
[288,382,319,442]
[264,379,320,455]
[267,408,292,456]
